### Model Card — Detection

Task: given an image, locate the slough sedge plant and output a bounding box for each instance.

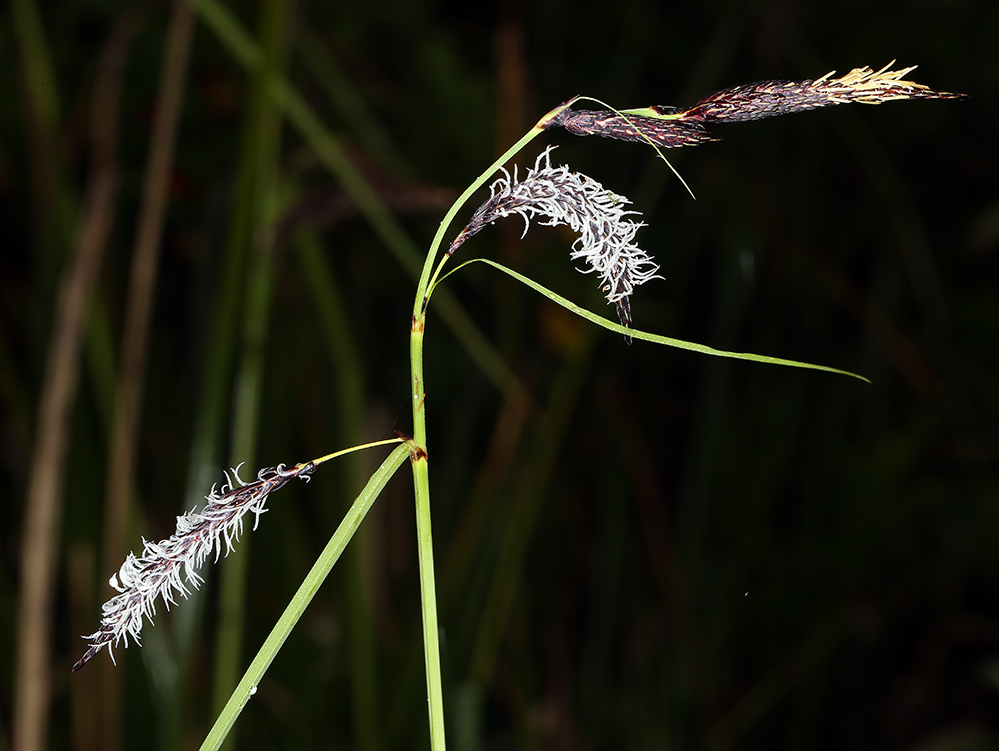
[74,63,963,750]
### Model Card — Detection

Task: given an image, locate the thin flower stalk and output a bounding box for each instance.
[450,146,659,334]
[72,462,315,672]
[547,62,965,149]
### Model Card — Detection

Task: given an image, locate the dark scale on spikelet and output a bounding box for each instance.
[680,79,831,122]
[548,108,719,149]
[548,63,964,149]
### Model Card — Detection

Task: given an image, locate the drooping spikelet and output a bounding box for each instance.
[451,146,659,336]
[73,462,314,672]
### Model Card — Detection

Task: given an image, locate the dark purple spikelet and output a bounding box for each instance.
[680,79,834,123]
[548,107,720,149]
[680,63,965,124]
[547,63,964,149]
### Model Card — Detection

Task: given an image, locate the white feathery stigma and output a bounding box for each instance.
[73,462,313,671]
[455,146,660,327]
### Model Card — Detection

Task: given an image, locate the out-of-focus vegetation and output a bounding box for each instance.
[3,0,997,749]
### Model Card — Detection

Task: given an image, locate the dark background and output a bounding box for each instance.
[3,0,998,749]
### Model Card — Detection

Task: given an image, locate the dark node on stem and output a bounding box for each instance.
[537,99,580,129]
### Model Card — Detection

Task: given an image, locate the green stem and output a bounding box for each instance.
[418,100,576,310]
[407,101,574,751]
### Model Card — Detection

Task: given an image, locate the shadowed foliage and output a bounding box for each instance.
[2,1,997,750]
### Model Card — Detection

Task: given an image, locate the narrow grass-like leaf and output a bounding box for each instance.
[200,443,411,751]
[446,259,870,382]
